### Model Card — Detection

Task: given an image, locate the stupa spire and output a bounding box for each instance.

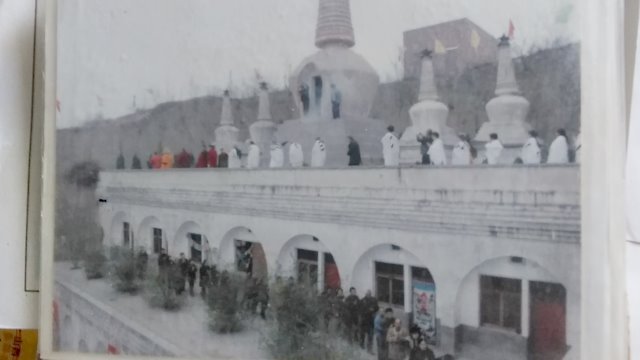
[495,35,520,96]
[417,49,438,102]
[257,82,271,121]
[315,0,355,48]
[220,89,233,125]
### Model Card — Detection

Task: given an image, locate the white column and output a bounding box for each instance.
[521,280,530,337]
[318,252,325,292]
[404,264,412,313]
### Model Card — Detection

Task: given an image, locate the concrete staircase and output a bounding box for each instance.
[275,115,387,167]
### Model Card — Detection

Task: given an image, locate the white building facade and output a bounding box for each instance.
[94,165,580,360]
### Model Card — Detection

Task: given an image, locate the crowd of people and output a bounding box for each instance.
[381,125,580,167]
[115,136,363,170]
[115,127,579,170]
[132,248,443,359]
[315,286,440,360]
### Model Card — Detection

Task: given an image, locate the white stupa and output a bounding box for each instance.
[215,90,240,154]
[474,35,532,163]
[277,0,387,166]
[249,82,277,166]
[399,49,457,164]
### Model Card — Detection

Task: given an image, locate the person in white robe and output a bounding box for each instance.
[428,132,447,165]
[228,147,242,168]
[289,142,304,167]
[485,133,504,165]
[547,129,570,164]
[247,141,261,169]
[311,138,327,167]
[269,142,284,168]
[574,133,581,164]
[521,130,542,165]
[451,134,471,165]
[381,125,400,166]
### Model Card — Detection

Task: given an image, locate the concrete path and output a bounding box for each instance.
[57,263,268,359]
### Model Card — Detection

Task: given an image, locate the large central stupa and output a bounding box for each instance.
[275,0,386,166]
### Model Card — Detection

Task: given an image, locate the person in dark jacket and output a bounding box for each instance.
[199,261,210,297]
[347,136,362,166]
[157,249,171,275]
[218,149,229,168]
[417,131,433,165]
[131,154,142,169]
[344,287,361,343]
[136,248,148,279]
[409,338,435,360]
[187,260,198,296]
[330,288,346,333]
[116,153,125,169]
[177,253,189,295]
[359,290,379,352]
[256,278,269,319]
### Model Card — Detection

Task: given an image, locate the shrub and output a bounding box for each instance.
[84,249,107,279]
[206,271,247,333]
[111,249,140,294]
[144,271,183,311]
[263,279,367,360]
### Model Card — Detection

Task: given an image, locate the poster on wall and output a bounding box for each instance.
[413,281,437,341]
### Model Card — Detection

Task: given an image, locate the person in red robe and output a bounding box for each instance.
[208,144,218,168]
[195,144,208,168]
[176,148,191,168]
[150,152,162,169]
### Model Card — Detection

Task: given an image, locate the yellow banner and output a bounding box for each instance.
[434,38,447,54]
[471,29,481,50]
[0,330,38,360]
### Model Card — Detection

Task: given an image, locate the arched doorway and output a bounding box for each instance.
[276,234,341,292]
[454,256,568,360]
[174,221,210,263]
[219,227,268,281]
[351,244,436,340]
[110,211,132,249]
[137,216,163,254]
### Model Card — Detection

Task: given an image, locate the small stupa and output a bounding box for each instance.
[249,82,277,166]
[215,90,240,154]
[474,35,532,163]
[399,49,457,164]
[277,0,387,166]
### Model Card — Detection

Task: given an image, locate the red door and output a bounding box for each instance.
[529,282,567,359]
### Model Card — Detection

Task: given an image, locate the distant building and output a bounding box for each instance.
[403,18,498,80]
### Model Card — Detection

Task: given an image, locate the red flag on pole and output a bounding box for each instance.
[508,19,515,39]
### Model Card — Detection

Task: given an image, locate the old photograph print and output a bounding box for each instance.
[53,0,580,359]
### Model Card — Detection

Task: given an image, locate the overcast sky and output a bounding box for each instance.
[57,0,578,128]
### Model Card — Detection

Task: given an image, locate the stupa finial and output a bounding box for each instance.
[220,90,233,125]
[495,35,519,96]
[418,49,438,101]
[315,0,355,48]
[257,82,271,121]
[498,34,510,47]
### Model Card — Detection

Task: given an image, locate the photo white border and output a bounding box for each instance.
[38,0,630,359]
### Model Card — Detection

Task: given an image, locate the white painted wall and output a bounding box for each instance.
[95,166,580,356]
